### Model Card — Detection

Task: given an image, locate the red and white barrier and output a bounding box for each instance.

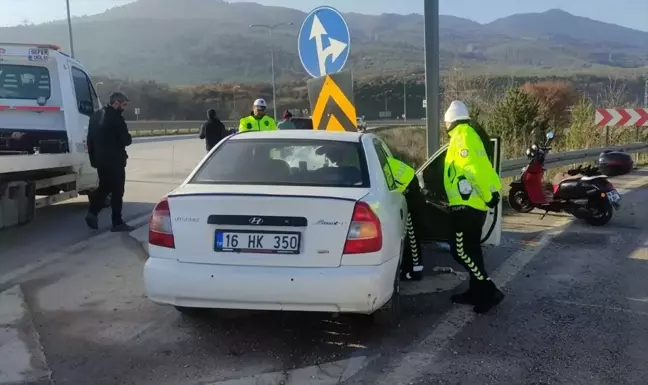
[595,108,648,127]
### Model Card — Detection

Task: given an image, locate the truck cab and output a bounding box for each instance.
[0,43,100,229]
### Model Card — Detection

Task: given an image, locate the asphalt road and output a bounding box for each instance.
[1,136,648,384]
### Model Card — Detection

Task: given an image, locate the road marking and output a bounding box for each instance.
[554,299,648,317]
[0,285,50,384]
[208,355,376,385]
[372,232,553,384]
[0,213,151,289]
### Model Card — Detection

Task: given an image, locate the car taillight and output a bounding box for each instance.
[149,197,175,248]
[343,202,382,254]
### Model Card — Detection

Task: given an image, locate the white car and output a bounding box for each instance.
[144,130,504,325]
[144,130,409,324]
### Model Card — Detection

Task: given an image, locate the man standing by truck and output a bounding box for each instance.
[85,92,134,232]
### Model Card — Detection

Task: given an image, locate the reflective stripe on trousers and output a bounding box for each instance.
[455,231,485,280]
[406,213,423,272]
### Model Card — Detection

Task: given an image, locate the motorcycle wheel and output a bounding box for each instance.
[584,199,613,226]
[508,186,534,213]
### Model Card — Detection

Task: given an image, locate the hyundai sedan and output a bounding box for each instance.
[144,130,408,325]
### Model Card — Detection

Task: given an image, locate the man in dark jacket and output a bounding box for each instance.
[85,91,133,232]
[199,109,226,151]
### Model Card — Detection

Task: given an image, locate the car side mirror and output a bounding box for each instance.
[79,100,94,115]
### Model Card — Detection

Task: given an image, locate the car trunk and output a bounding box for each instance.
[167,184,369,267]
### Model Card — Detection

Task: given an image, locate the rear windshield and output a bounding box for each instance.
[0,64,51,100]
[191,138,370,188]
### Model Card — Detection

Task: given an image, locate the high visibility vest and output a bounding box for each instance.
[443,123,501,211]
[387,157,416,194]
[238,114,277,132]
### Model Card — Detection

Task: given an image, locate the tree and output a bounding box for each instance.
[521,81,578,130]
[487,87,547,158]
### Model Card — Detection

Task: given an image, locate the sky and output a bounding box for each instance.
[1,0,647,32]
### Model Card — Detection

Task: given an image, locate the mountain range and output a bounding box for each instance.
[1,0,647,85]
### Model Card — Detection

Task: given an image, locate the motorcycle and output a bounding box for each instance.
[507,131,621,226]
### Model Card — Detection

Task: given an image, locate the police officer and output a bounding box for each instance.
[443,100,504,314]
[385,156,426,281]
[238,99,277,132]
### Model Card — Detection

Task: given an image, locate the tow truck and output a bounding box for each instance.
[0,43,100,230]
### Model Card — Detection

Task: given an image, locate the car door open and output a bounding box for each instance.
[415,137,502,246]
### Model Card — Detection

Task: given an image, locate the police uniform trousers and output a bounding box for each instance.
[401,177,426,280]
[449,205,493,290]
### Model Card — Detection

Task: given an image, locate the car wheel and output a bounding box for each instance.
[369,272,401,329]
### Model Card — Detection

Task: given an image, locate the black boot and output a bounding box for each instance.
[473,279,505,314]
[451,278,479,305]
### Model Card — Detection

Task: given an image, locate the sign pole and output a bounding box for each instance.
[424,0,440,157]
[65,0,75,58]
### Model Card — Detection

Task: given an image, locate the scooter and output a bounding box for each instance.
[507,131,621,226]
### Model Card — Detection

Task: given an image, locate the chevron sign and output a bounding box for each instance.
[595,108,648,127]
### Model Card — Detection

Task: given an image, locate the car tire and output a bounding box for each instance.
[369,271,401,329]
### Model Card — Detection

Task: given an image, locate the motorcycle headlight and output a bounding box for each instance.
[526,148,531,155]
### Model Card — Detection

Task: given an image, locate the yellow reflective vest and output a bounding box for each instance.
[387,157,416,194]
[238,114,277,132]
[443,123,501,211]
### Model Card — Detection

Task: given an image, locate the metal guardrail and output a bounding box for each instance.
[125,120,648,178]
[500,143,648,178]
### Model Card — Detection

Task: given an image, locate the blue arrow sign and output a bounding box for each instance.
[298,6,350,78]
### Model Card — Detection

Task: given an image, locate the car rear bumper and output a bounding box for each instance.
[143,256,399,314]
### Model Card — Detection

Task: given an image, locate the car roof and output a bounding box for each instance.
[229,130,364,143]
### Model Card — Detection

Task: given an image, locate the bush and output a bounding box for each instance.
[486,87,547,158]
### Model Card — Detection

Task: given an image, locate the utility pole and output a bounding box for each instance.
[403,79,407,121]
[644,73,648,108]
[65,0,75,58]
[249,22,294,121]
[424,0,440,157]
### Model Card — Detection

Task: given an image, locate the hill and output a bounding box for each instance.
[1,0,646,84]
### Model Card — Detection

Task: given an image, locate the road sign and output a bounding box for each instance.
[307,71,357,131]
[298,6,350,78]
[595,108,648,127]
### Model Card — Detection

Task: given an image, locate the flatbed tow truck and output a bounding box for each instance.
[0,43,102,229]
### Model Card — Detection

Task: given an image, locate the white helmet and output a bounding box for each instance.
[444,100,470,124]
[253,98,267,108]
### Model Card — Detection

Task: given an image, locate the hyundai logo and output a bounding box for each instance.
[249,217,264,225]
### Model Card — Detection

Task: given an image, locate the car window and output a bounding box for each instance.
[0,64,51,100]
[191,138,370,188]
[372,138,397,190]
[71,67,99,115]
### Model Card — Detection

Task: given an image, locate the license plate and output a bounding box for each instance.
[607,190,621,203]
[215,230,301,254]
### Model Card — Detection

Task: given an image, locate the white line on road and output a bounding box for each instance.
[371,171,648,384]
[0,285,50,384]
[553,299,648,317]
[372,233,553,384]
[208,355,376,385]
